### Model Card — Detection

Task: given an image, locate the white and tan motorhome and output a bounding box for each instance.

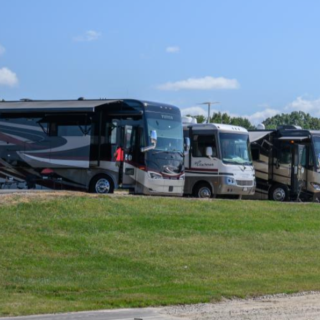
[183,117,256,198]
[249,125,320,201]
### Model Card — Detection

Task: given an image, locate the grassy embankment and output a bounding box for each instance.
[1,193,320,316]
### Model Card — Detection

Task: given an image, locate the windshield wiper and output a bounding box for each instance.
[152,150,183,156]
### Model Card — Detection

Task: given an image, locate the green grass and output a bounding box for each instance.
[1,194,320,316]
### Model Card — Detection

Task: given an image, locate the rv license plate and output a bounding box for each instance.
[243,187,248,191]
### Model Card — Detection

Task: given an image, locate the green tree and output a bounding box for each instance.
[263,111,320,130]
[187,112,254,129]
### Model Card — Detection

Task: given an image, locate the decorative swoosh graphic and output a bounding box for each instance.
[18,152,89,168]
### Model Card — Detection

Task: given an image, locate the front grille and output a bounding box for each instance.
[236,180,254,186]
[162,175,180,180]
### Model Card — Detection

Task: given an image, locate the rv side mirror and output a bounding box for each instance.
[206,146,213,159]
[184,137,190,154]
[150,130,157,144]
[141,130,157,153]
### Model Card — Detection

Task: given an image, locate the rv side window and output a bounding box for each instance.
[251,146,260,161]
[57,124,86,136]
[105,122,117,144]
[139,127,145,147]
[279,145,292,165]
[309,149,314,167]
[192,135,217,157]
[300,147,307,168]
[47,119,91,137]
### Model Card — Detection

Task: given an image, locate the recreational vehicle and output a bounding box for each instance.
[183,117,256,198]
[0,99,186,195]
[249,125,320,201]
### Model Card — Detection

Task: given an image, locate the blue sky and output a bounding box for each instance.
[1,0,320,124]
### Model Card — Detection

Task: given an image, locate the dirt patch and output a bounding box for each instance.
[162,292,320,320]
[0,190,130,206]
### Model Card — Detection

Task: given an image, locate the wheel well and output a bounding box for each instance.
[269,183,288,199]
[192,181,212,194]
[89,173,115,192]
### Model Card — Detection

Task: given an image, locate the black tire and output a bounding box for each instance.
[269,184,288,202]
[89,174,114,194]
[193,183,213,198]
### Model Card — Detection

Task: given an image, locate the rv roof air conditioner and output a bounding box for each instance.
[182,116,197,125]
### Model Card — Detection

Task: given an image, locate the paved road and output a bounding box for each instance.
[1,308,180,320]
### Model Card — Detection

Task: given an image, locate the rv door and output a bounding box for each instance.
[292,144,307,195]
[273,142,292,187]
[121,125,137,186]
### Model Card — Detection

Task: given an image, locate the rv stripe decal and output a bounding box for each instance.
[188,167,218,172]
[186,170,218,175]
[255,169,269,174]
[186,170,234,176]
[273,172,291,179]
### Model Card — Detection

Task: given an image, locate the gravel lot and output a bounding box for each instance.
[162,292,320,320]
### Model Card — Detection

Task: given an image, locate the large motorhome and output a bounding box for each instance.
[0,99,185,195]
[183,117,256,198]
[249,125,320,201]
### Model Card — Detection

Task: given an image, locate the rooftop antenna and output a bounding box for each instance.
[200,102,220,123]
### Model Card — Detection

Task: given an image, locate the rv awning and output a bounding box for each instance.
[249,131,272,143]
[0,100,121,113]
[278,136,309,141]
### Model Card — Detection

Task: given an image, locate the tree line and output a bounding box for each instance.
[188,111,320,130]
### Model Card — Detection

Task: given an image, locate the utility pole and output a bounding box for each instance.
[200,102,220,123]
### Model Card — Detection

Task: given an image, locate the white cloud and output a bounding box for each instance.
[73,30,101,42]
[244,108,280,125]
[0,44,5,56]
[0,67,18,87]
[157,76,240,91]
[180,105,279,126]
[166,46,180,53]
[285,96,320,117]
[180,96,320,128]
[181,106,213,117]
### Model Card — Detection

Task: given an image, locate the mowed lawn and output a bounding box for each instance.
[1,193,320,316]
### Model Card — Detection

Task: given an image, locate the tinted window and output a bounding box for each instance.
[279,145,292,165]
[251,147,260,161]
[57,125,86,136]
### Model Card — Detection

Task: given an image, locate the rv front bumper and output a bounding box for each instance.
[143,178,184,196]
[219,184,255,195]
[134,169,185,196]
[218,177,256,195]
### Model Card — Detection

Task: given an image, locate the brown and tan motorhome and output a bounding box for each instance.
[249,125,320,202]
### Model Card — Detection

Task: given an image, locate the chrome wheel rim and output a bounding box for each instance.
[273,188,286,201]
[95,178,110,193]
[198,187,211,198]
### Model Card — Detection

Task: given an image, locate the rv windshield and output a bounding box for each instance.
[219,132,252,165]
[313,136,320,169]
[146,112,183,152]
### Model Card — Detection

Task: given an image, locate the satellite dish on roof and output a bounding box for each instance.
[256,123,265,130]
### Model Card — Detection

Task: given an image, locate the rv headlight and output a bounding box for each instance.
[225,177,236,185]
[179,173,185,180]
[148,171,163,179]
[310,182,320,191]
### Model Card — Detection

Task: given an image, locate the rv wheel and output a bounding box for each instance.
[90,175,114,194]
[270,185,288,202]
[194,183,213,198]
